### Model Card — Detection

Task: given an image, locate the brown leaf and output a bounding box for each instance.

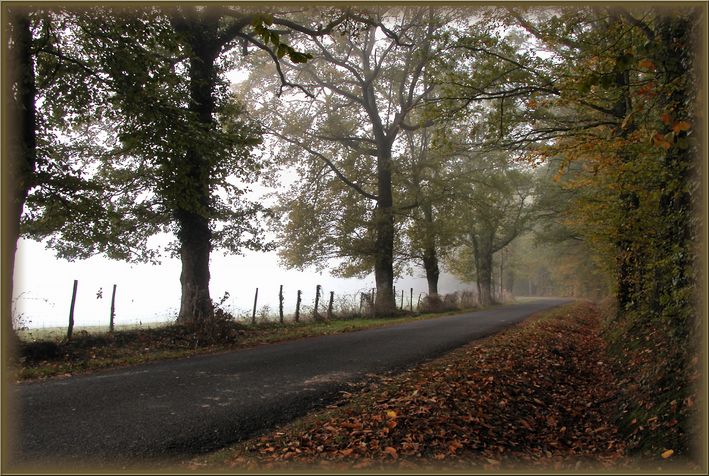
[383,446,398,459]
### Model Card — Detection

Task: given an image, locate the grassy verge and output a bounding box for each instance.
[12,307,486,382]
[15,321,172,342]
[185,301,699,472]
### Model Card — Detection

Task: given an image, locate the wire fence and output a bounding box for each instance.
[13,280,489,341]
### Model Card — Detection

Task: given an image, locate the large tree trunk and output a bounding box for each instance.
[472,234,494,306]
[373,146,396,315]
[423,247,439,296]
[607,12,639,317]
[175,19,218,326]
[3,11,37,337]
[476,251,494,307]
[421,203,439,295]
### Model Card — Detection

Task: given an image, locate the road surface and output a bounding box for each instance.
[7,298,569,469]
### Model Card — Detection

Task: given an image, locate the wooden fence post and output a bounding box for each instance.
[327,291,334,320]
[410,288,413,312]
[314,284,322,320]
[67,279,78,340]
[417,293,425,310]
[252,287,259,325]
[371,288,375,317]
[279,285,284,324]
[400,289,404,310]
[295,290,302,322]
[109,284,117,332]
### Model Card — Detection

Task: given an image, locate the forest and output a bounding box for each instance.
[3,3,703,471]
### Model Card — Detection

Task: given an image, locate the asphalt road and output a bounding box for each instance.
[7,298,569,469]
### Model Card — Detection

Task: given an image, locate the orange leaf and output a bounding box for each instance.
[661,449,674,459]
[661,113,672,125]
[652,132,672,150]
[340,448,354,456]
[638,58,655,69]
[672,121,691,133]
[386,410,397,419]
[448,440,463,454]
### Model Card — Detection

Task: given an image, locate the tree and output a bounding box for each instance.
[7,5,348,333]
[3,7,37,343]
[396,126,461,296]
[248,7,451,314]
[503,6,701,455]
[504,6,700,325]
[445,152,537,306]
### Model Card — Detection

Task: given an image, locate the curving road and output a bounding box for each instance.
[7,298,569,470]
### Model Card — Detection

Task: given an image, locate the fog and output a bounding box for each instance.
[13,238,469,329]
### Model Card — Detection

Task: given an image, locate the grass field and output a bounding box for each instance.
[16,321,173,342]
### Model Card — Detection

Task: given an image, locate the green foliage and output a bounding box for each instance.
[21,7,269,262]
[443,150,537,287]
[274,161,378,277]
[247,8,455,281]
[251,15,312,64]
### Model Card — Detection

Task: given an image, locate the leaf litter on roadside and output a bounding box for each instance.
[200,302,636,471]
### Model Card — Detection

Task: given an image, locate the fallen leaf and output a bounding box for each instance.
[672,121,691,133]
[661,449,674,459]
[638,59,655,69]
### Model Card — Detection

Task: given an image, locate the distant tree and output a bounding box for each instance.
[396,125,463,296]
[445,152,537,306]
